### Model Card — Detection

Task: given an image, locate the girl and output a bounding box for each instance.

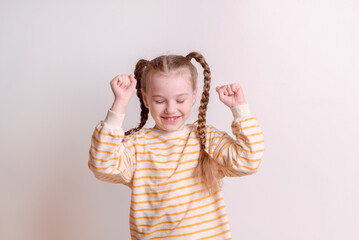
[88,52,265,239]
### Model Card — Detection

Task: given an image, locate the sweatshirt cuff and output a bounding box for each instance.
[103,109,125,129]
[230,104,252,120]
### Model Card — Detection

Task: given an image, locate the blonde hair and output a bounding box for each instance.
[125,52,222,194]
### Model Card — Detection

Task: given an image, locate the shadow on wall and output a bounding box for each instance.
[31,175,88,240]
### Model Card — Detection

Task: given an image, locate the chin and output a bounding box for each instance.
[159,124,184,132]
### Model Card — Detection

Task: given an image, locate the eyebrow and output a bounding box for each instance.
[152,93,189,97]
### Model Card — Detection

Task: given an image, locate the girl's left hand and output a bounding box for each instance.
[216,83,247,107]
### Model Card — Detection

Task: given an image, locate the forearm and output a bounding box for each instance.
[110,99,129,114]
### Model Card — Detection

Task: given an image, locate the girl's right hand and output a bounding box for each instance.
[110,74,137,102]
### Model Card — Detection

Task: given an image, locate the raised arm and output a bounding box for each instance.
[211,83,265,177]
[88,74,137,187]
[212,104,264,177]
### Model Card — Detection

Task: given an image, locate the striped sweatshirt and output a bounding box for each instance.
[88,104,265,240]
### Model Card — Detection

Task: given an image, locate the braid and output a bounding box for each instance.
[125,59,150,136]
[186,52,222,195]
[186,52,211,150]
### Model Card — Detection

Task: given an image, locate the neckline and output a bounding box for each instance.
[148,124,193,138]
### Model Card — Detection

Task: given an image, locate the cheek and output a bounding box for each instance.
[182,102,193,112]
[149,104,162,115]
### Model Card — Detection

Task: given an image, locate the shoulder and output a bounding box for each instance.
[206,124,226,138]
[190,122,226,138]
[123,127,150,143]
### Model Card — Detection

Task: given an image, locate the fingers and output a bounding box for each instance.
[230,83,241,93]
[216,83,241,96]
[129,74,137,88]
[113,74,131,89]
[216,85,232,96]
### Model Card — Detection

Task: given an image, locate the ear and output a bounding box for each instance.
[141,89,149,108]
[192,87,198,106]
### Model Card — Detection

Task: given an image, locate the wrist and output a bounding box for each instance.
[230,101,246,108]
[104,109,125,129]
[230,104,251,120]
[111,100,128,114]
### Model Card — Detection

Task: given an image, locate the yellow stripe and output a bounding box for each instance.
[221,138,264,155]
[230,145,262,162]
[214,137,229,162]
[89,152,130,171]
[214,135,264,154]
[136,167,177,171]
[232,156,262,171]
[232,121,259,129]
[219,151,246,177]
[89,150,116,163]
[124,136,222,148]
[109,166,116,174]
[89,163,124,184]
[136,157,198,165]
[238,145,265,154]
[130,213,227,235]
[130,197,223,220]
[231,116,257,127]
[89,148,136,166]
[93,129,223,153]
[122,151,129,170]
[132,167,195,183]
[92,135,118,146]
[233,130,263,138]
[130,205,226,227]
[92,174,122,184]
[133,160,198,179]
[131,182,202,196]
[90,145,113,154]
[135,150,214,158]
[130,234,140,240]
[132,175,196,188]
[147,129,222,139]
[150,143,198,150]
[95,127,123,138]
[124,135,221,145]
[198,229,231,240]
[124,134,190,143]
[146,221,229,239]
[131,189,204,204]
[130,189,221,212]
[223,133,264,146]
[135,150,197,157]
[149,142,217,150]
[88,161,116,171]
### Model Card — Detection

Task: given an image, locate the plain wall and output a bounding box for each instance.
[1,0,358,239]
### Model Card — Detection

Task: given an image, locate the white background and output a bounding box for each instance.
[1,0,358,239]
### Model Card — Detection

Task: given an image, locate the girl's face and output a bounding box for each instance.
[141,70,197,132]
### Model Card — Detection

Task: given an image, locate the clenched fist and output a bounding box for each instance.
[109,74,137,114]
[215,83,247,108]
[110,74,137,102]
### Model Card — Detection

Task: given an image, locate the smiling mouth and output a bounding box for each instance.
[162,116,180,121]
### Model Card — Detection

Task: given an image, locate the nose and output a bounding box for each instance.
[165,101,176,114]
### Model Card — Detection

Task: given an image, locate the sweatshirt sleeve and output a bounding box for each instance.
[211,104,265,177]
[88,109,136,187]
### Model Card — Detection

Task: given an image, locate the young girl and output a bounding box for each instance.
[88,52,265,239]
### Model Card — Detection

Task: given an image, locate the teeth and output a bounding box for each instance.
[164,117,178,121]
